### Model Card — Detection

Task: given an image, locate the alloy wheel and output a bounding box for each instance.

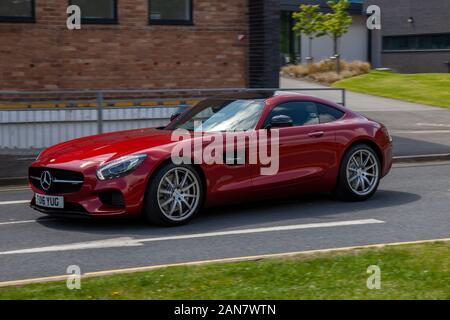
[346,149,379,196]
[157,167,200,221]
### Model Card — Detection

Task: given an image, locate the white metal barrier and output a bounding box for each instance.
[0,88,346,151]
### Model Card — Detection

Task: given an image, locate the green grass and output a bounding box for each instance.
[332,70,450,108]
[0,241,449,300]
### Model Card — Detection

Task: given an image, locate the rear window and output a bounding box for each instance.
[317,103,345,123]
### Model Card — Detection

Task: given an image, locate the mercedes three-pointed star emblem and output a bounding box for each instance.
[40,171,53,191]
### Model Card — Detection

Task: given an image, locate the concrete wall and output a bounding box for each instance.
[368,0,450,73]
[381,51,450,73]
[300,15,368,63]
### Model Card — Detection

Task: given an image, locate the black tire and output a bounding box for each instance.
[143,162,204,226]
[335,143,381,201]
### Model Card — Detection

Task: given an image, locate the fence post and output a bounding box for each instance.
[342,89,346,107]
[96,91,104,134]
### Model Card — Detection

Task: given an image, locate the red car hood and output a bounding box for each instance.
[38,128,177,165]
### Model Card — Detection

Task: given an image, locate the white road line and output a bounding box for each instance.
[417,123,450,128]
[0,220,37,226]
[138,219,385,242]
[0,200,29,206]
[0,218,384,255]
[392,130,450,134]
[0,186,30,192]
[0,218,57,227]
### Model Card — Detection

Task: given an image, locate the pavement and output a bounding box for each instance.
[0,161,449,283]
[0,154,36,185]
[281,77,450,157]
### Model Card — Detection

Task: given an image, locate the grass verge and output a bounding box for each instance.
[332,70,450,108]
[0,241,449,300]
[0,242,450,300]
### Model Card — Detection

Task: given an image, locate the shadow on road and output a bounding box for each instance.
[35,189,421,237]
[393,136,450,157]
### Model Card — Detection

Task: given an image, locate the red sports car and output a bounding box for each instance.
[29,92,393,226]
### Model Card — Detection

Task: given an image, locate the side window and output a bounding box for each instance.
[264,102,319,128]
[317,103,345,124]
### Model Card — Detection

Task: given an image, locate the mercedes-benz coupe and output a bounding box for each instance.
[29,92,393,226]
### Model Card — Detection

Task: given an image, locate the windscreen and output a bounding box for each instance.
[166,99,265,132]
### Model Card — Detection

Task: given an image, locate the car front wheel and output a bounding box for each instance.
[143,163,203,226]
[335,144,381,201]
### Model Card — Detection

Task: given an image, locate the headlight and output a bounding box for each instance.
[96,154,147,180]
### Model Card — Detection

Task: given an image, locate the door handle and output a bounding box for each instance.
[308,131,324,138]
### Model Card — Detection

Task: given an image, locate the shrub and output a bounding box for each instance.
[281,64,309,77]
[281,59,371,84]
[308,72,340,84]
[316,59,335,72]
[349,60,371,73]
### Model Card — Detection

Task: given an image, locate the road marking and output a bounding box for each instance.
[0,219,384,255]
[393,153,450,164]
[0,218,57,226]
[417,123,450,128]
[393,130,450,134]
[0,200,29,206]
[0,237,448,288]
[0,186,30,192]
[0,220,37,226]
[394,161,450,168]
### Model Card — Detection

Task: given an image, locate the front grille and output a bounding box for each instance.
[29,167,84,194]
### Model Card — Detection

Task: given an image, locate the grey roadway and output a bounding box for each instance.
[281,77,450,156]
[0,162,449,283]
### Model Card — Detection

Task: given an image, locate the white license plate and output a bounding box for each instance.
[35,193,64,209]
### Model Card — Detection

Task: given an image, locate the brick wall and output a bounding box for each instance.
[0,0,249,90]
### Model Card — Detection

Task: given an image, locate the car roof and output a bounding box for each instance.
[206,91,277,100]
[206,90,324,100]
[203,91,347,112]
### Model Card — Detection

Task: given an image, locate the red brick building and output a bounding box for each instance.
[0,0,280,91]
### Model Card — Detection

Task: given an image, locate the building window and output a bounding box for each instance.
[69,0,118,24]
[383,33,450,51]
[280,11,301,65]
[149,0,193,25]
[0,0,34,23]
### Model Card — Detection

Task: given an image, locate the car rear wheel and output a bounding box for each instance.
[335,144,381,201]
[143,163,203,226]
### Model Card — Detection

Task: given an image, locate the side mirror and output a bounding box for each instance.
[267,115,293,129]
[170,112,182,122]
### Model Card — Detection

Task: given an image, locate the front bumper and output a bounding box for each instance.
[29,163,152,218]
[30,200,90,218]
[30,190,130,218]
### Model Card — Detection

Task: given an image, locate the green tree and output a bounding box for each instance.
[322,0,353,73]
[292,4,325,64]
